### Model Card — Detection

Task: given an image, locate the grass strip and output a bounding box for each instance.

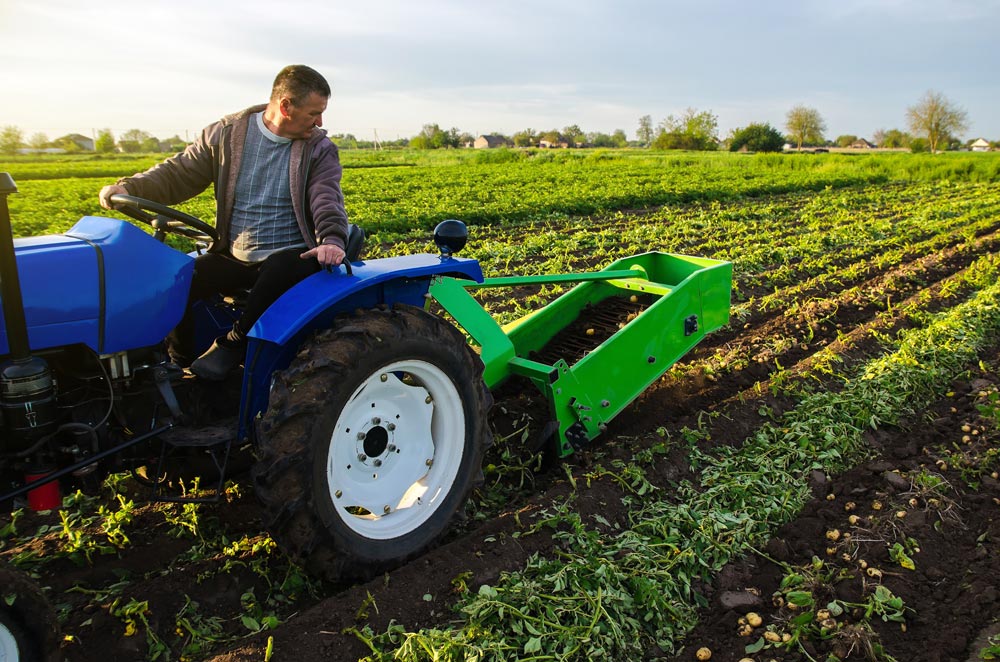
[354,273,1000,661]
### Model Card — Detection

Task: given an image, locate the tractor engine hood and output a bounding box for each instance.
[0,217,194,357]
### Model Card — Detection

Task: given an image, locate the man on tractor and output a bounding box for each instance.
[98,64,349,380]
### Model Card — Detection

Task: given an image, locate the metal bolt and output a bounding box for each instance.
[357,432,366,440]
[383,505,391,514]
[372,416,381,425]
[387,423,396,431]
[387,444,397,452]
[425,458,433,466]
[358,453,367,462]
[601,400,610,407]
[373,459,383,467]
[380,373,388,382]
[425,395,433,404]
[335,490,343,498]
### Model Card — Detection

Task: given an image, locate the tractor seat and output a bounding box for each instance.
[222,224,365,307]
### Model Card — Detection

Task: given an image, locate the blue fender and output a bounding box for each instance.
[239,253,483,441]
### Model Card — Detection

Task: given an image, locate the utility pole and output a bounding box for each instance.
[373,129,382,151]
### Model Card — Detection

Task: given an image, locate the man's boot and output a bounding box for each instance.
[190,338,244,381]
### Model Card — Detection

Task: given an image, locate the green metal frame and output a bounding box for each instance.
[428,252,732,457]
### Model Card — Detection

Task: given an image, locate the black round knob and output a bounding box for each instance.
[433,219,468,256]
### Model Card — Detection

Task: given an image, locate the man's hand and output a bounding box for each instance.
[301,243,346,267]
[99,184,128,210]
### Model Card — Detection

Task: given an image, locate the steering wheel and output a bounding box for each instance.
[109,194,220,244]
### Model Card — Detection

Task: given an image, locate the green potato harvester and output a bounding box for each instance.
[429,250,733,456]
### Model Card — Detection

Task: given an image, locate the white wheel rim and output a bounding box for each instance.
[326,359,466,540]
[0,620,19,661]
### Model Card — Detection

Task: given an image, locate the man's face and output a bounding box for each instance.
[279,92,328,139]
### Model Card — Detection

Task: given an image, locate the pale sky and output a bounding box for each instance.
[1,0,997,144]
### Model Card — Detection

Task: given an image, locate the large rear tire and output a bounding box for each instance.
[253,304,492,581]
[0,566,60,662]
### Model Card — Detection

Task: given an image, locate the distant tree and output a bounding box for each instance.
[636,115,654,147]
[162,135,187,152]
[728,123,785,153]
[512,129,536,147]
[331,134,358,149]
[457,132,475,147]
[95,129,116,153]
[836,134,858,148]
[539,129,563,145]
[612,129,628,147]
[653,108,718,151]
[141,135,161,152]
[52,135,82,152]
[877,128,910,149]
[0,125,24,155]
[909,137,930,153]
[28,133,50,150]
[562,124,585,147]
[906,90,969,153]
[118,128,152,153]
[410,123,444,149]
[588,132,617,148]
[785,105,826,148]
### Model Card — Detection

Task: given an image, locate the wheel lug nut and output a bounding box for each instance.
[425,458,433,466]
[383,505,391,514]
[387,444,396,452]
[380,374,388,382]
[373,459,382,467]
[335,490,342,498]
[387,423,396,431]
[356,432,366,440]
[358,453,367,462]
[372,416,381,425]
[425,395,433,404]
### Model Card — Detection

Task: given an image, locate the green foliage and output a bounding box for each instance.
[409,123,462,149]
[907,90,969,153]
[786,105,826,148]
[1,125,24,155]
[729,123,785,153]
[653,108,718,151]
[636,115,654,147]
[95,129,116,153]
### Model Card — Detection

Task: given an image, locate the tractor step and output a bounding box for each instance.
[151,421,235,503]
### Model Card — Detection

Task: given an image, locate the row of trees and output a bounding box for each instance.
[2,91,984,157]
[0,127,187,156]
[754,91,975,153]
[636,91,979,154]
[390,123,631,150]
[391,91,981,154]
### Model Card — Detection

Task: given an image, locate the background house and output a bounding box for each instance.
[474,135,509,149]
[971,138,991,152]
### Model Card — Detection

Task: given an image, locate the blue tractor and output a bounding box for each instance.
[0,173,494,659]
[0,171,494,578]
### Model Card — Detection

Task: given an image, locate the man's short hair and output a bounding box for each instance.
[271,65,331,106]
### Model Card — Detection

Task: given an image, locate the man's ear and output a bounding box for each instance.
[279,98,294,118]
